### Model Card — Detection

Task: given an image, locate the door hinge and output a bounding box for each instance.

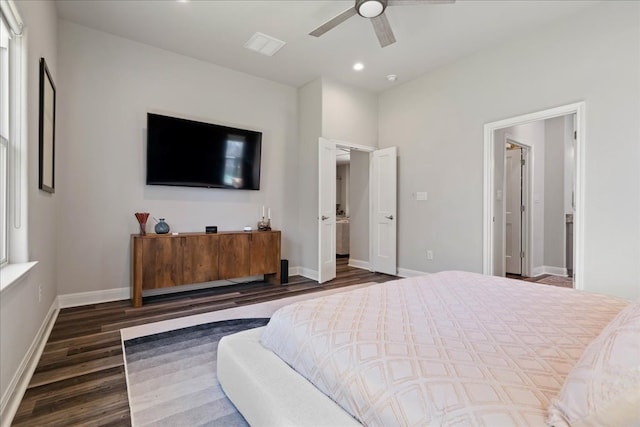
[574,130,577,140]
[520,251,525,259]
[520,205,525,213]
[521,158,525,166]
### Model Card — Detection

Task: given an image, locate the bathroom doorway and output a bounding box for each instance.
[483,102,584,290]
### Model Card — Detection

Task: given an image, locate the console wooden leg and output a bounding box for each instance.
[265,272,281,285]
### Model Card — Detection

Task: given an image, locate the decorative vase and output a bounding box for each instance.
[155,218,170,234]
[134,212,150,236]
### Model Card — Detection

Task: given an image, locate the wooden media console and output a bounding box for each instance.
[131,230,281,307]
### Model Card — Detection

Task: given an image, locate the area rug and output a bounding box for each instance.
[121,281,379,426]
[123,318,269,426]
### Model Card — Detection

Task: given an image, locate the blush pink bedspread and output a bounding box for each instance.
[261,271,628,426]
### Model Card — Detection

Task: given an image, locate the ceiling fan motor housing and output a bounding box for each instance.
[356,0,388,18]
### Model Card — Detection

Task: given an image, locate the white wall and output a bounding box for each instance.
[296,79,322,274]
[379,1,640,299]
[322,79,378,147]
[56,21,299,295]
[349,150,370,263]
[544,116,566,270]
[0,0,58,418]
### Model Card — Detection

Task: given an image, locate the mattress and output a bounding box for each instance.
[260,271,628,426]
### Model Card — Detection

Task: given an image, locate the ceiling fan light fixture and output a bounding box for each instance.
[356,0,386,18]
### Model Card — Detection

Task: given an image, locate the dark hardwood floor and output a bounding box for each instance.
[12,258,397,426]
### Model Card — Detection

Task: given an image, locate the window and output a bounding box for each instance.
[0,0,25,273]
[0,15,10,266]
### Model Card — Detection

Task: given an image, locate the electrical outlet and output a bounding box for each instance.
[38,284,42,303]
[427,250,434,260]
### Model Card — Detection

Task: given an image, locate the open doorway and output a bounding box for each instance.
[483,102,584,290]
[335,147,389,269]
[318,138,397,283]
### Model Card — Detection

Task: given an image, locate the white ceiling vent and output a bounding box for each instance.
[244,32,286,57]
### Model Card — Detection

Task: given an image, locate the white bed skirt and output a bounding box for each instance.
[217,326,360,427]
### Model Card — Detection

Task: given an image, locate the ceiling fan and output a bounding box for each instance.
[309,0,455,48]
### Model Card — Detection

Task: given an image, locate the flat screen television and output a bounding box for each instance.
[146,113,262,190]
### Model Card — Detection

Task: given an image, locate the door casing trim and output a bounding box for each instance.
[483,102,585,289]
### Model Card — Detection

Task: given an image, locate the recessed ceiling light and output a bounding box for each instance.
[386,74,398,82]
[353,62,364,71]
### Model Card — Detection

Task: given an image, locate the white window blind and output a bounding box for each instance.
[0,0,24,267]
[0,16,11,265]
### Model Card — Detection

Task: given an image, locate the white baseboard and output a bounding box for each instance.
[348,259,370,270]
[0,300,59,427]
[56,268,324,307]
[397,267,430,278]
[293,266,318,281]
[531,266,568,277]
[544,266,568,277]
[292,263,428,281]
[57,287,130,308]
[287,266,300,279]
[287,266,302,278]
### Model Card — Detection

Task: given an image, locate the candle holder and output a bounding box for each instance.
[134,212,150,236]
[257,216,270,231]
[258,205,272,231]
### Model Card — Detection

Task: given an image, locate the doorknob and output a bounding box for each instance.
[321,215,329,221]
[385,215,394,220]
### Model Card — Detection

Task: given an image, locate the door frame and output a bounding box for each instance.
[483,102,585,289]
[318,138,375,281]
[503,138,531,277]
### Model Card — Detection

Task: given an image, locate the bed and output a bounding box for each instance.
[217,271,639,426]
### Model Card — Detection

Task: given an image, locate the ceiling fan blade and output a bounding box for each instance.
[309,7,358,37]
[371,13,396,47]
[388,0,455,5]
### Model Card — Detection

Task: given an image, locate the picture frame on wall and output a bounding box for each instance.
[39,57,56,193]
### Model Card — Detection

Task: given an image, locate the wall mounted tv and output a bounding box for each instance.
[146,113,262,190]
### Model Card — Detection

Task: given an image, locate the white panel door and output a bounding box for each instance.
[505,147,522,275]
[318,138,337,283]
[371,147,397,275]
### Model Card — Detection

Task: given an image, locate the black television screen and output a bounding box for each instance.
[146,113,262,190]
